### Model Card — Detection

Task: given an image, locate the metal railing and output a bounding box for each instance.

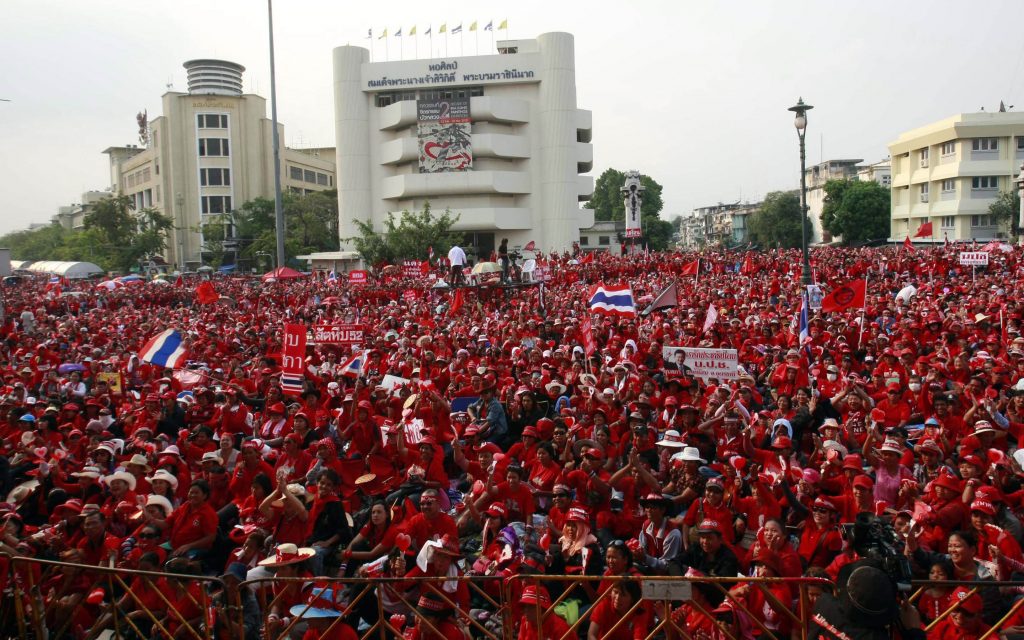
[5,552,1024,640]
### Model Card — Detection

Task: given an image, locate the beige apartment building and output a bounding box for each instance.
[889,111,1024,242]
[70,59,336,270]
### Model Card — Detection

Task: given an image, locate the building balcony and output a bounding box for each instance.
[381,170,530,199]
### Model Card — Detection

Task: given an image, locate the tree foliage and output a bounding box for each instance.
[747,191,810,249]
[988,190,1021,237]
[0,195,173,272]
[583,168,674,249]
[822,179,891,245]
[347,202,462,267]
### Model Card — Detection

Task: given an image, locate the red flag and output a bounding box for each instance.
[740,254,755,276]
[524,240,536,252]
[448,288,464,317]
[914,221,933,238]
[679,259,699,276]
[195,281,219,304]
[174,275,184,288]
[820,279,866,313]
[903,236,914,251]
[579,252,595,265]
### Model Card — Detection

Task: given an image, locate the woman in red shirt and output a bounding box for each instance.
[587,580,652,640]
[481,464,535,523]
[798,496,843,569]
[161,479,218,561]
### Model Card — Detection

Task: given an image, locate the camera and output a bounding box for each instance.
[850,513,914,592]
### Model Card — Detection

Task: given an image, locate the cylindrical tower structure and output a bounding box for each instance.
[332,46,372,251]
[183,59,245,96]
[536,32,579,251]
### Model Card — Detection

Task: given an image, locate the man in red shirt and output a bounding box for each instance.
[162,479,218,563]
[681,477,735,547]
[401,488,458,549]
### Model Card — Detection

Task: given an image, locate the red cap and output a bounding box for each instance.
[970,500,996,516]
[951,586,983,614]
[852,475,874,490]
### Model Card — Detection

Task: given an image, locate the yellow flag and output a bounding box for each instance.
[409,25,416,35]
[498,19,508,30]
[439,23,447,33]
[378,27,387,39]
[469,21,478,31]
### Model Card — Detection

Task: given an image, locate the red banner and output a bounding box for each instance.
[581,318,597,357]
[281,324,307,397]
[313,323,364,345]
[403,289,417,302]
[349,270,368,284]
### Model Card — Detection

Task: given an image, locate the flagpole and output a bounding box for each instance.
[857,273,869,349]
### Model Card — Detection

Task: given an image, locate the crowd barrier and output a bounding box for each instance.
[5,553,1024,640]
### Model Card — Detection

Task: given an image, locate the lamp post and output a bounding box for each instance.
[1016,162,1024,246]
[267,0,285,269]
[788,97,814,286]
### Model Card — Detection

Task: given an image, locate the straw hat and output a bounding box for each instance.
[258,543,316,567]
[147,470,179,490]
[145,494,173,516]
[103,470,137,492]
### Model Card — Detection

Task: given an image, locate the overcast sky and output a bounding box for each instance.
[2,0,1023,235]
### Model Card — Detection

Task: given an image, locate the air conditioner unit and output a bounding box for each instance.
[920,194,929,203]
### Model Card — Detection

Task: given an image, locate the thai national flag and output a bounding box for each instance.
[338,350,367,378]
[326,270,337,283]
[587,284,636,318]
[798,293,811,357]
[138,329,188,369]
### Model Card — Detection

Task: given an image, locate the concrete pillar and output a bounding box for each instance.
[332,46,372,251]
[536,32,579,252]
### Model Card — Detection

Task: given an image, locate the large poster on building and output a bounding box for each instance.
[418,98,472,173]
[623,171,644,239]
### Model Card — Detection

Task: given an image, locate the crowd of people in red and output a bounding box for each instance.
[2,243,1024,640]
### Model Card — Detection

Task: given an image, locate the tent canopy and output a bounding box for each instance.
[262,267,305,281]
[24,261,104,280]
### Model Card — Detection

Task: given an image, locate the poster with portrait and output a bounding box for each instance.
[418,98,472,173]
[661,346,739,381]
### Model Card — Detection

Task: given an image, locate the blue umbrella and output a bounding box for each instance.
[58,363,86,374]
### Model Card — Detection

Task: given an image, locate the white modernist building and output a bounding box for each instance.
[332,32,594,258]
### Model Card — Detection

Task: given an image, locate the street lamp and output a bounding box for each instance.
[1016,162,1024,246]
[788,97,814,286]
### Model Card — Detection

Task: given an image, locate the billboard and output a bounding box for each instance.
[418,98,472,173]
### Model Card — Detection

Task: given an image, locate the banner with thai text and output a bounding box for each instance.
[661,346,739,380]
[418,98,472,173]
[313,324,364,346]
[281,324,307,396]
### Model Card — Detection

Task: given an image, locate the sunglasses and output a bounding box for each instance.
[812,507,832,514]
[139,533,159,539]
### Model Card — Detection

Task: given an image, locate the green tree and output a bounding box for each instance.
[827,180,890,245]
[84,194,136,248]
[347,202,461,267]
[747,191,810,249]
[820,179,851,237]
[583,168,673,250]
[988,190,1021,237]
[0,224,68,261]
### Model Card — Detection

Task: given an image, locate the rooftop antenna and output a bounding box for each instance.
[165,76,174,90]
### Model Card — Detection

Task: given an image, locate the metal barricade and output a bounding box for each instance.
[1,553,225,640]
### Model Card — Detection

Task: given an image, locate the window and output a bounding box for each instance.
[919,148,929,168]
[419,86,483,101]
[198,138,229,156]
[289,166,303,180]
[1018,137,1024,150]
[942,215,955,227]
[304,169,316,183]
[201,195,232,214]
[155,185,160,203]
[940,141,955,155]
[155,161,159,176]
[152,130,158,147]
[200,168,231,186]
[375,90,416,107]
[972,214,995,227]
[197,114,228,129]
[598,236,610,245]
[580,236,590,246]
[941,179,955,192]
[972,176,998,189]
[972,138,998,151]
[919,183,929,202]
[316,172,329,186]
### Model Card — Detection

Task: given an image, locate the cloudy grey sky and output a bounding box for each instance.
[1,0,1022,235]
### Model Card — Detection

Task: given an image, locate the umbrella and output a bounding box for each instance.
[217,296,237,308]
[117,275,144,282]
[150,279,170,286]
[320,296,342,306]
[96,281,122,290]
[471,262,501,275]
[58,363,86,374]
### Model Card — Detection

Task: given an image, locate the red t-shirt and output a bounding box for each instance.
[589,597,652,640]
[167,501,218,550]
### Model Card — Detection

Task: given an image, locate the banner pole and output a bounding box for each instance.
[857,273,869,349]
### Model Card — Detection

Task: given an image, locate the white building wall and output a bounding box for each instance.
[332,32,593,255]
